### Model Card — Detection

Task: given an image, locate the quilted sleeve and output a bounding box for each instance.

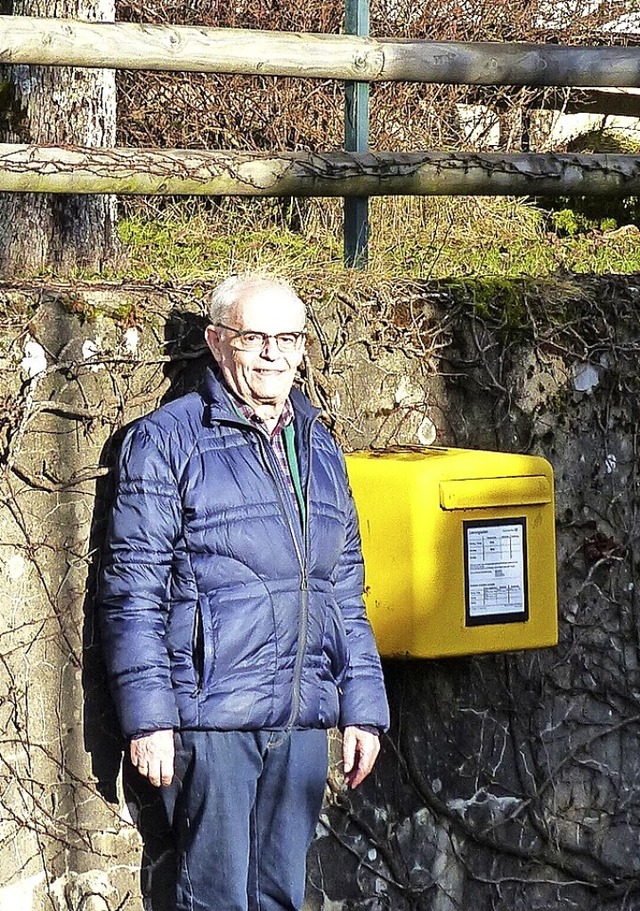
[332,453,390,733]
[99,422,182,739]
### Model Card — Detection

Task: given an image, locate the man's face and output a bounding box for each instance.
[205,284,306,412]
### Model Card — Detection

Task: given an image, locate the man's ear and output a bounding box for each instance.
[204,325,222,364]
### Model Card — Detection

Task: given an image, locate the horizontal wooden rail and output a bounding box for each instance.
[1,144,639,197]
[1,17,640,86]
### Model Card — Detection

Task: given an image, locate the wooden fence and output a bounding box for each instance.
[3,17,640,85]
[1,16,640,198]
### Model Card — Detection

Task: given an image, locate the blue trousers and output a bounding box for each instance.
[162,729,329,911]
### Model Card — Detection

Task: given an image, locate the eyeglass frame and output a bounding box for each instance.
[215,323,307,353]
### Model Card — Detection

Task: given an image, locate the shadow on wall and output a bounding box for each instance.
[81,308,210,911]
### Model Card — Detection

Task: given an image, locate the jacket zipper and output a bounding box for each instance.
[287,431,313,729]
[251,419,314,729]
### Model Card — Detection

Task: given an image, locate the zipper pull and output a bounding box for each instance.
[301,567,308,591]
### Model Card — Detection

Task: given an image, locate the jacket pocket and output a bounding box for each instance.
[192,595,216,692]
[323,598,350,686]
[191,600,204,692]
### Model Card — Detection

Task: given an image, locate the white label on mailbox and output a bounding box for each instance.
[464,519,528,625]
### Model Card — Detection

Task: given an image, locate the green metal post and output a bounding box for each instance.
[344,0,370,269]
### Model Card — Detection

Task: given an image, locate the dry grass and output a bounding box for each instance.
[110,195,640,285]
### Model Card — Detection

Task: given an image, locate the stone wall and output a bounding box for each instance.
[1,274,639,910]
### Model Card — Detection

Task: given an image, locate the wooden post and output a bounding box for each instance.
[344,0,370,269]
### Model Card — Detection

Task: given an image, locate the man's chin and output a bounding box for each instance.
[252,383,289,404]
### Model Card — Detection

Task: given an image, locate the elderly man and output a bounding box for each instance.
[100,274,389,911]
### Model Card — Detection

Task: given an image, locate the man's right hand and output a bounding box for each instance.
[130,729,175,787]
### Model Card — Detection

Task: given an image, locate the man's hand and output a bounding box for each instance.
[342,726,380,789]
[130,729,175,787]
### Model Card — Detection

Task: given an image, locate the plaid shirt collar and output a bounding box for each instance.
[234,396,298,505]
[235,396,294,438]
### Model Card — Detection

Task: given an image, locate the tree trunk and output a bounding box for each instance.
[0,1,117,278]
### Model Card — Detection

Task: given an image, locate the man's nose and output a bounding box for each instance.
[260,336,280,359]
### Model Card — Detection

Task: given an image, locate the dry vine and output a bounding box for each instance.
[2,276,640,911]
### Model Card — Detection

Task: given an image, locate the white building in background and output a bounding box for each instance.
[457,0,640,151]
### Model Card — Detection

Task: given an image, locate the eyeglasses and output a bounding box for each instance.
[217,324,306,353]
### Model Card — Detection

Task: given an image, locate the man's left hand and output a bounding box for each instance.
[342,726,380,789]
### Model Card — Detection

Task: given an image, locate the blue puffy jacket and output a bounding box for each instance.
[100,368,389,739]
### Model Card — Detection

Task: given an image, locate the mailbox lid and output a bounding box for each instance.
[440,475,552,510]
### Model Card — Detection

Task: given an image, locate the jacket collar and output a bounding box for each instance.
[201,366,320,426]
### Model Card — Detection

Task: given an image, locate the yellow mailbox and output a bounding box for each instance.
[346,447,558,658]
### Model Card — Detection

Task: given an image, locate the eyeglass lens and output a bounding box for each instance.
[218,325,304,352]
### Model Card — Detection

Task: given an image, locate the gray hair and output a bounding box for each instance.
[208,274,306,326]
